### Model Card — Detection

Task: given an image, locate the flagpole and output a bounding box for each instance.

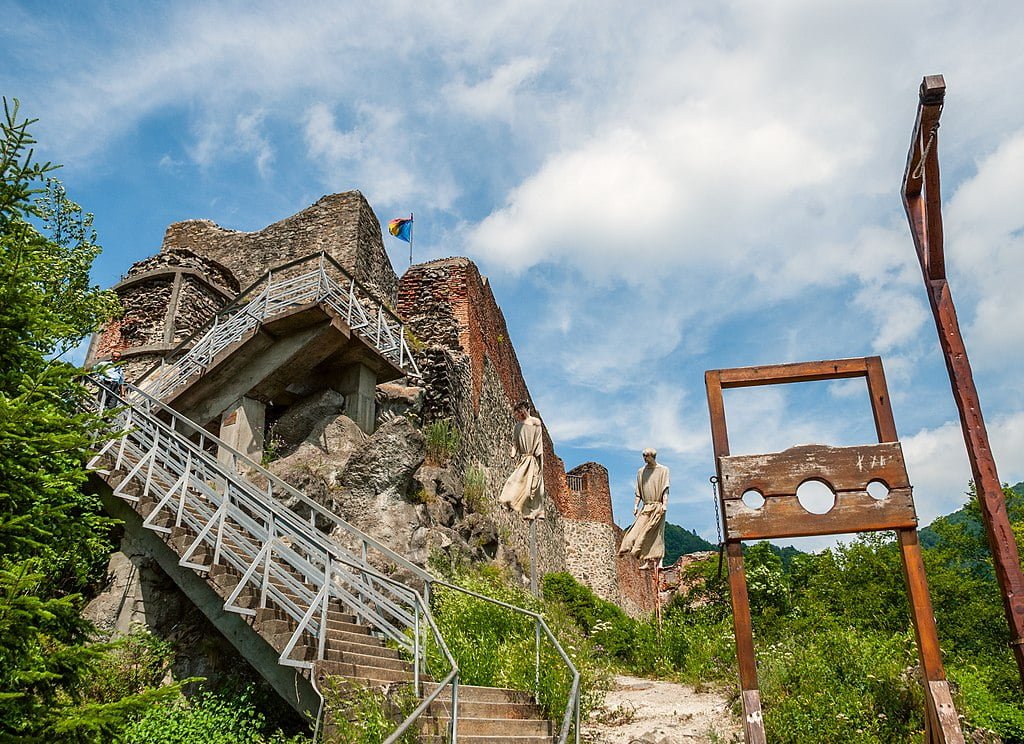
[409,212,414,267]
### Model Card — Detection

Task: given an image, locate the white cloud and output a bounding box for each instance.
[901,412,1024,526]
[944,130,1024,369]
[443,57,547,123]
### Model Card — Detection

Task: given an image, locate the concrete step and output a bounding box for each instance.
[317,660,421,684]
[419,714,552,737]
[426,699,544,721]
[422,683,536,706]
[419,733,554,744]
[318,647,412,672]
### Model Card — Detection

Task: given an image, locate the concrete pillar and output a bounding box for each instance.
[339,363,377,434]
[217,396,266,468]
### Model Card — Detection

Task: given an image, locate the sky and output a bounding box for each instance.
[5,0,1024,552]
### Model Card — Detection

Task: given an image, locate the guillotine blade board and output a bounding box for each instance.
[704,356,964,744]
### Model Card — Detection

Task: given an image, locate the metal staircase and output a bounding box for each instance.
[86,381,579,743]
[135,252,420,402]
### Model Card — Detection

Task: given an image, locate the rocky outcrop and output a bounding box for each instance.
[267,410,502,575]
[273,388,350,452]
[375,382,425,426]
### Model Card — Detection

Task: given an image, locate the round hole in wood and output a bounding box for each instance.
[866,479,890,500]
[741,489,765,510]
[796,479,836,515]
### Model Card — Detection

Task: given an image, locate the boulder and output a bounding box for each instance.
[376,382,425,426]
[273,388,349,449]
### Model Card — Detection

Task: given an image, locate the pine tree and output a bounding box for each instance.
[0,97,176,741]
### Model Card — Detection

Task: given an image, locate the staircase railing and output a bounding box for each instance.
[85,380,578,743]
[135,252,420,401]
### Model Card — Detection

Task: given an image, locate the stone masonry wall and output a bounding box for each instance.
[563,520,621,604]
[161,191,398,305]
[88,249,239,383]
[562,462,622,605]
[397,258,580,581]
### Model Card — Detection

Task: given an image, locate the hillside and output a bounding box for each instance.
[663,522,716,564]
[919,481,1024,549]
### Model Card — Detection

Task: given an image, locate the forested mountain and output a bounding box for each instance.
[920,481,1024,549]
[663,522,716,563]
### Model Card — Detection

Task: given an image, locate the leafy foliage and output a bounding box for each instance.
[0,97,151,740]
[124,686,305,744]
[427,564,611,726]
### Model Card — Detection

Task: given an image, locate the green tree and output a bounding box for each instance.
[0,97,172,741]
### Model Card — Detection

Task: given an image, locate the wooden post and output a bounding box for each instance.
[529,518,538,598]
[902,75,1024,687]
[706,358,964,742]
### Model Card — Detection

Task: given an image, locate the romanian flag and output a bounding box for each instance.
[388,216,413,243]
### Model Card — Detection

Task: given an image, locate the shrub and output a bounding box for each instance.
[79,627,176,703]
[423,419,459,464]
[123,686,304,744]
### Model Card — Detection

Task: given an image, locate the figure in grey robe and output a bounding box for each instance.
[499,400,546,520]
[619,448,669,568]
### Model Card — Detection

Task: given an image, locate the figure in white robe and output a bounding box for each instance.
[499,401,546,520]
[619,448,669,568]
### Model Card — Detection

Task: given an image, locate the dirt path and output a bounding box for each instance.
[583,674,742,744]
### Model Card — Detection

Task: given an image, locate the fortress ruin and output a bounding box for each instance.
[88,191,656,618]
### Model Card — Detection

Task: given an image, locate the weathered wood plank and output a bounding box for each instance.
[715,357,869,388]
[723,487,916,540]
[719,442,911,497]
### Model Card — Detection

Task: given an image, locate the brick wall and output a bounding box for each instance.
[161,191,398,305]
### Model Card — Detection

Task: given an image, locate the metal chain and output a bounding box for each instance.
[710,476,723,544]
[710,476,725,579]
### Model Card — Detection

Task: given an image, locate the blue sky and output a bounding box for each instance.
[5,0,1024,551]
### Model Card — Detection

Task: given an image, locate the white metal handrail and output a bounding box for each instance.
[88,382,429,653]
[137,252,419,401]
[85,379,577,742]
[429,580,581,744]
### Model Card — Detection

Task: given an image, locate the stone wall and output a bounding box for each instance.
[563,519,621,603]
[561,462,623,605]
[161,192,398,305]
[397,258,579,581]
[87,248,239,383]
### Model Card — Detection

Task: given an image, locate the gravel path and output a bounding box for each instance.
[583,674,742,744]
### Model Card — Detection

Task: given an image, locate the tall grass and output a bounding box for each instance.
[424,564,611,728]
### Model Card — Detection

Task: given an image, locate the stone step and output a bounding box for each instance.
[419,733,554,744]
[426,699,544,721]
[422,683,536,706]
[317,660,422,685]
[419,714,552,738]
[318,646,412,672]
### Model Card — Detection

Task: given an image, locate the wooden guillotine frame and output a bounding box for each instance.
[902,75,1024,688]
[705,357,964,744]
